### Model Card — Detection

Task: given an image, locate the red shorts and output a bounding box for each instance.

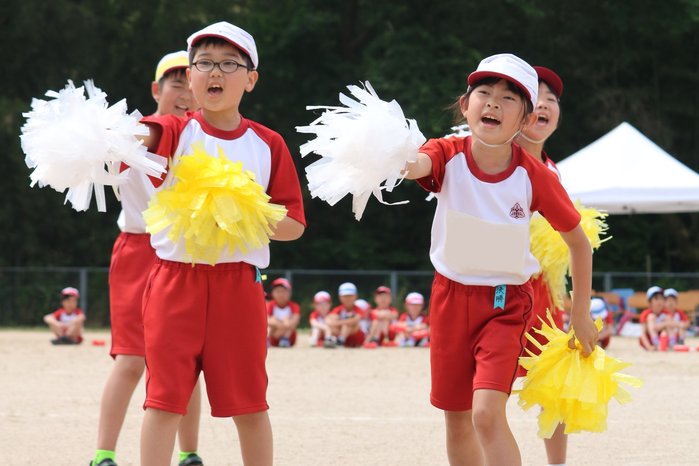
[429,273,533,411]
[270,331,297,347]
[108,232,156,358]
[142,259,268,417]
[517,276,565,377]
[344,330,365,347]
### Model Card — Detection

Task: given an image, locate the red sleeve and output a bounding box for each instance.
[639,309,650,323]
[423,313,430,325]
[677,311,689,322]
[415,137,463,193]
[309,310,318,321]
[524,148,581,233]
[291,302,301,315]
[330,305,342,316]
[52,309,63,320]
[140,113,189,187]
[266,301,274,316]
[249,123,306,227]
[398,313,407,322]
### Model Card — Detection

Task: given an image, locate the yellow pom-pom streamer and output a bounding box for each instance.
[530,202,609,308]
[143,143,287,265]
[518,313,643,438]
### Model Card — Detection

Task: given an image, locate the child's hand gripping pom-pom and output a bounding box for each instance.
[530,202,610,308]
[518,313,643,438]
[143,143,287,265]
[297,81,426,220]
[20,80,165,211]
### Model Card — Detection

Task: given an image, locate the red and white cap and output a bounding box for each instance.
[313,291,332,303]
[338,282,358,296]
[664,288,679,298]
[533,66,563,98]
[271,278,291,290]
[375,286,392,295]
[405,292,424,305]
[61,287,80,298]
[467,53,538,109]
[187,21,259,69]
[646,285,664,300]
[355,299,370,311]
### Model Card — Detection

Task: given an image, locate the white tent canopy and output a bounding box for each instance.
[556,122,699,214]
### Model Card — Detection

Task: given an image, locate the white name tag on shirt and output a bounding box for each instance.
[444,209,528,276]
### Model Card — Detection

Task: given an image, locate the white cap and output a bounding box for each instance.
[355,299,370,310]
[61,287,80,298]
[405,292,424,305]
[646,286,664,301]
[664,288,679,298]
[313,291,332,303]
[187,21,259,69]
[467,53,538,109]
[590,297,608,319]
[338,282,358,296]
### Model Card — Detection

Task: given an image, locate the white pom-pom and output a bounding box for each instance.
[20,80,165,212]
[297,82,426,220]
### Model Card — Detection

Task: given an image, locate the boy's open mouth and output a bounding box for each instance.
[208,84,223,96]
[537,115,550,125]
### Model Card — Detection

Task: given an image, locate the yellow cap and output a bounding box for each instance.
[154,51,189,82]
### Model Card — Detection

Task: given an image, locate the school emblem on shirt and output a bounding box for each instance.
[509,202,525,219]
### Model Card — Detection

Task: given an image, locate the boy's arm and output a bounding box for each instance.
[639,323,655,350]
[270,217,305,241]
[559,224,597,356]
[43,313,58,325]
[404,153,433,180]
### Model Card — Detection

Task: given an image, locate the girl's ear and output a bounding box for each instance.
[522,111,537,130]
[459,94,469,118]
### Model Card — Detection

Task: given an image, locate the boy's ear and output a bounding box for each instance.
[186,67,192,89]
[245,70,259,93]
[151,81,161,103]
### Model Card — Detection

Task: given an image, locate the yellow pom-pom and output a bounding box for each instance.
[518,313,643,438]
[143,143,287,264]
[530,202,610,308]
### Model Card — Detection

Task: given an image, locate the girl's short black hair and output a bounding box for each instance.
[449,76,534,124]
[188,37,253,69]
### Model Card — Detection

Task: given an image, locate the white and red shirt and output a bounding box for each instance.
[417,136,580,286]
[52,308,84,323]
[142,112,306,266]
[330,304,365,320]
[370,306,399,320]
[266,300,300,320]
[539,151,561,180]
[309,309,329,325]
[117,170,156,233]
[398,312,429,328]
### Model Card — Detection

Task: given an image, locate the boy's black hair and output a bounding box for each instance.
[157,67,188,89]
[539,80,563,129]
[450,76,534,124]
[188,37,253,69]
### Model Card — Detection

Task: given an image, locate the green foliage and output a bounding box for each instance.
[1,0,698,274]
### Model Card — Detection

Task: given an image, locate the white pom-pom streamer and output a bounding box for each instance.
[297,82,426,220]
[20,80,165,212]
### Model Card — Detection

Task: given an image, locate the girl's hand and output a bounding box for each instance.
[570,313,598,357]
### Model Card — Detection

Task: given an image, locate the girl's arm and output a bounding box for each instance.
[559,224,598,356]
[270,217,305,241]
[404,153,432,180]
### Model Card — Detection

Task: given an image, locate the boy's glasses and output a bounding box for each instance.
[191,59,250,73]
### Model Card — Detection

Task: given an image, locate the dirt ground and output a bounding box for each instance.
[1,329,698,466]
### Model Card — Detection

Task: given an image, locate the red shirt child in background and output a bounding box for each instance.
[309,291,333,347]
[364,286,399,348]
[663,288,689,346]
[267,278,301,347]
[43,287,85,345]
[395,292,430,347]
[325,282,366,348]
[639,286,671,350]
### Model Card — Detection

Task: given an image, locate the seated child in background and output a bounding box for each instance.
[43,287,85,345]
[664,288,689,345]
[364,286,399,348]
[639,286,671,351]
[267,278,301,347]
[395,292,430,347]
[325,282,366,348]
[590,296,613,349]
[309,291,333,347]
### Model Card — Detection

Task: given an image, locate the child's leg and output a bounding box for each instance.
[543,423,567,465]
[233,411,273,466]
[444,410,483,466]
[141,408,182,466]
[471,389,521,466]
[66,319,84,340]
[178,379,202,454]
[96,355,146,451]
[46,321,65,337]
[309,327,321,345]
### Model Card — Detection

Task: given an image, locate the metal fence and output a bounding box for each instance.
[1,266,698,327]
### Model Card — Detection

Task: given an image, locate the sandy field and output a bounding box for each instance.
[1,329,698,466]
